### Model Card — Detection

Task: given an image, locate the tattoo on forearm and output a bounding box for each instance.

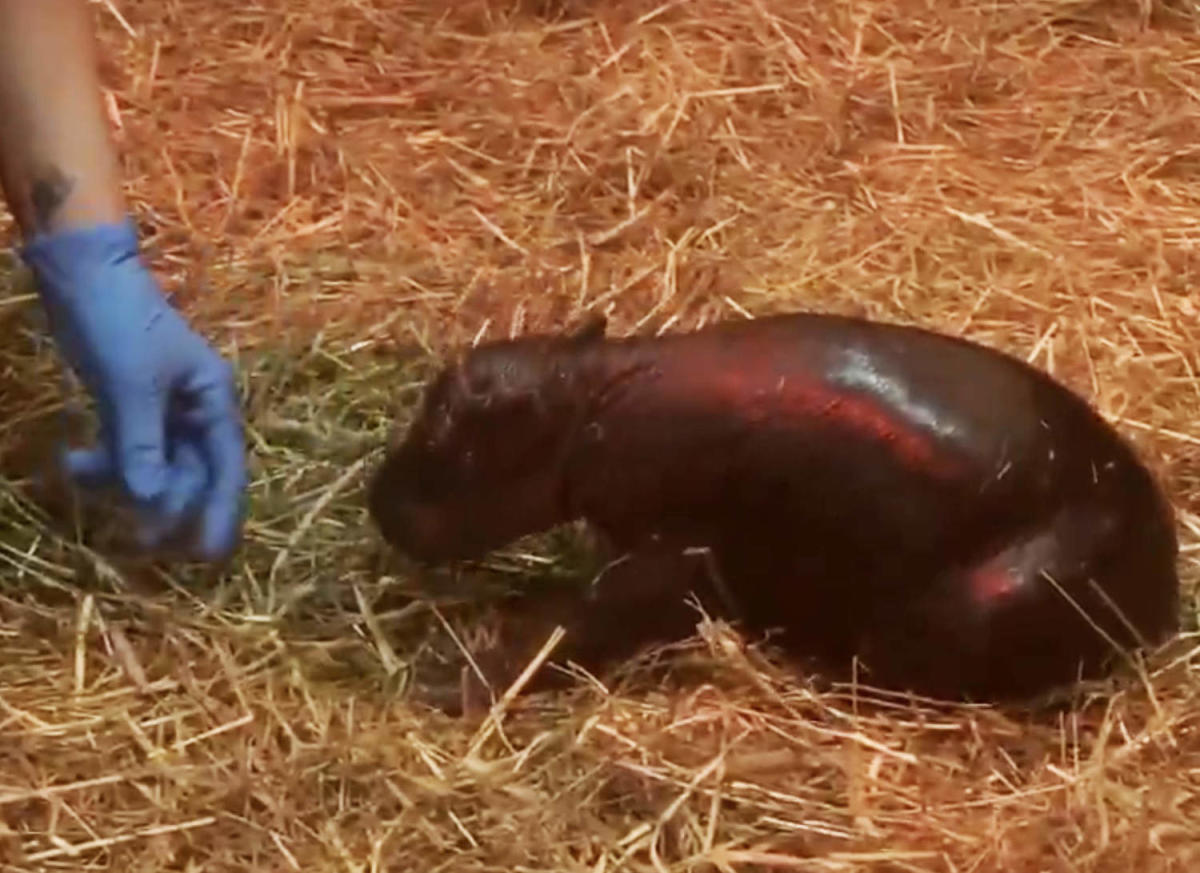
[29,166,76,233]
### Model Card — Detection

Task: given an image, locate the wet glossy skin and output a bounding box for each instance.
[367,313,1180,706]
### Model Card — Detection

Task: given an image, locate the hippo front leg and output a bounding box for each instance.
[412,544,728,716]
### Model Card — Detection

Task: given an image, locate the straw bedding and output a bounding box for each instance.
[1,0,1199,869]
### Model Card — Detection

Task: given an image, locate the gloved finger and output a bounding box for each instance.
[99,377,170,506]
[193,426,246,561]
[133,441,209,550]
[60,445,118,492]
[186,367,247,561]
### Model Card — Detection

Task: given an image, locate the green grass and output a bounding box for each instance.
[0,280,608,713]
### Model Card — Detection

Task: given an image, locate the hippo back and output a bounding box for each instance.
[563,313,1168,573]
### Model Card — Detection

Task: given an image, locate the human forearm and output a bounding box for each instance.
[0,0,125,240]
[0,1,245,563]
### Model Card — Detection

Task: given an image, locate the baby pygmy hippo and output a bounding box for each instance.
[367,312,1179,706]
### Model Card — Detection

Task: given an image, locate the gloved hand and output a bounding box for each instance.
[21,219,246,562]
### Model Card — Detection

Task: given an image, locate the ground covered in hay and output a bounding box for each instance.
[2,0,1200,869]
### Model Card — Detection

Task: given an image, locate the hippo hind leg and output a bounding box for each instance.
[859,501,1179,702]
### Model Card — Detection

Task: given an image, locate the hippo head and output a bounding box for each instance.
[367,316,608,563]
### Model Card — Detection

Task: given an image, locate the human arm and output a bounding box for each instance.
[0,0,247,561]
[0,0,126,237]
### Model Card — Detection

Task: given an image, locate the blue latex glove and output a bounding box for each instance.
[21,219,246,561]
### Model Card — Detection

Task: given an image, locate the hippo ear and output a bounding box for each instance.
[571,313,608,345]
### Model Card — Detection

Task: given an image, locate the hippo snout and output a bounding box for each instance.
[365,451,491,564]
[367,455,438,559]
[368,481,460,564]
